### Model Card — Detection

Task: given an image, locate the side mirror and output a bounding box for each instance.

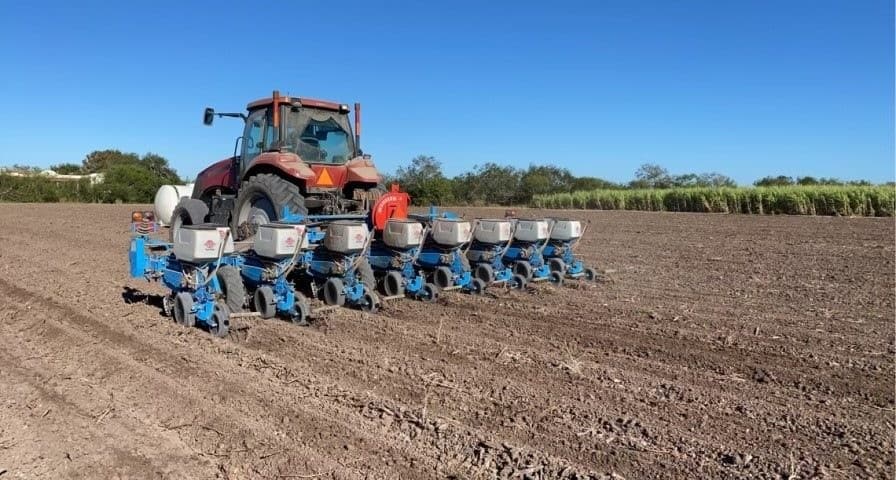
[203,107,215,126]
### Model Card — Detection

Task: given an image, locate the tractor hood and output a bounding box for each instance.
[192,157,237,199]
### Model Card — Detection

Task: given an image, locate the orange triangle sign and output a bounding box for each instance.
[317,168,334,186]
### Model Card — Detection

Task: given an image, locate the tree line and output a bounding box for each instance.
[388,156,620,206]
[389,156,886,206]
[1,150,886,206]
[752,175,873,187]
[0,150,183,203]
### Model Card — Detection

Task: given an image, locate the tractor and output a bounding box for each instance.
[171,90,384,240]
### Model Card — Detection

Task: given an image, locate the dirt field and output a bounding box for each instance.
[0,204,892,479]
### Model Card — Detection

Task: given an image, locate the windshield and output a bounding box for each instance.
[282,107,355,164]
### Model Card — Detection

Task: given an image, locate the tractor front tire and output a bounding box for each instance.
[169,198,209,242]
[232,174,307,240]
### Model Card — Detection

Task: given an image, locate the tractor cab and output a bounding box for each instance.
[182,90,384,241]
[237,95,358,171]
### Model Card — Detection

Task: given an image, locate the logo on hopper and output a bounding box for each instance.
[354,233,365,243]
[285,236,296,247]
[203,239,217,251]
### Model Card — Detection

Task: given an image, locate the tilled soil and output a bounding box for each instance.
[0,204,892,479]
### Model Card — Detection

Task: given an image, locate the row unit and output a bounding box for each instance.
[398,218,584,246]
[173,218,585,262]
[172,220,370,262]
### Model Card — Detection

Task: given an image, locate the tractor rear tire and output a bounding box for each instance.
[367,184,388,198]
[232,174,308,240]
[169,198,209,242]
[353,184,388,211]
[216,265,246,313]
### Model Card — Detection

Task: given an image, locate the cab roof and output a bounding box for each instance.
[246,95,345,112]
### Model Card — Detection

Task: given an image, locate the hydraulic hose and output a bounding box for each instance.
[537,219,557,255]
[410,225,431,265]
[281,226,309,279]
[461,219,481,256]
[498,219,518,257]
[350,227,375,271]
[570,221,590,253]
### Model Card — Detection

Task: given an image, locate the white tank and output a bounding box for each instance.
[383,219,424,249]
[431,218,472,247]
[255,223,309,258]
[550,220,582,240]
[324,221,368,254]
[514,219,551,243]
[154,184,195,226]
[474,219,512,244]
[174,225,234,263]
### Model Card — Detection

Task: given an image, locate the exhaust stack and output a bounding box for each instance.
[354,102,361,153]
[272,90,281,127]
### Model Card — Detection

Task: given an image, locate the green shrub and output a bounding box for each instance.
[0,175,94,203]
[0,149,183,204]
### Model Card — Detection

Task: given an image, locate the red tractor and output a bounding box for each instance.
[172,90,384,240]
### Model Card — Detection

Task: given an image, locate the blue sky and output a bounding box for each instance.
[0,0,892,184]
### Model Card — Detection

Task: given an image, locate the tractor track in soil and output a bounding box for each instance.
[0,203,892,479]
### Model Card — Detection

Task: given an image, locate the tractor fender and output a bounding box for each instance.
[345,156,381,183]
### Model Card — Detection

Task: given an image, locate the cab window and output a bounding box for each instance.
[242,109,266,163]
